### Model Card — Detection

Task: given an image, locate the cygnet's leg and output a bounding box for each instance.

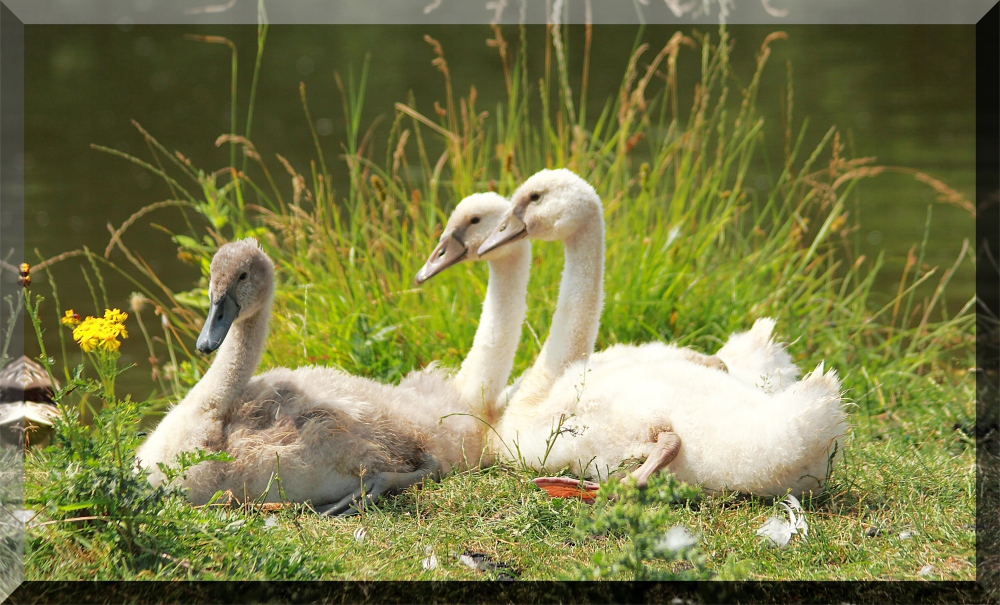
[624,430,681,487]
[315,453,443,517]
[682,350,729,373]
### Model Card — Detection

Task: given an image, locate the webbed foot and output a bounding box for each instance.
[533,431,682,503]
[532,477,601,503]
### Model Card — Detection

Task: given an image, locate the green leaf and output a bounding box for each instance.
[175,288,210,309]
[57,499,111,512]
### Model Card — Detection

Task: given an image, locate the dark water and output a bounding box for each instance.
[22,24,975,397]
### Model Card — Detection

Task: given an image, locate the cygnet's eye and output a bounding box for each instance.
[529,192,540,202]
[470,217,480,225]
[239,272,248,281]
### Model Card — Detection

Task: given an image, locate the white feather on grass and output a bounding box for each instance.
[756,494,808,547]
[656,525,699,553]
[421,547,438,570]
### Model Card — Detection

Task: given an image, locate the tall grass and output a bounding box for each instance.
[36,27,972,398]
[17,23,977,583]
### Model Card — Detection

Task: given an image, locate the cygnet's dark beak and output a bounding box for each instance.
[478,207,527,257]
[415,232,467,285]
[197,292,240,354]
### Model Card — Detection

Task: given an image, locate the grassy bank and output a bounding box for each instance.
[15,23,976,583]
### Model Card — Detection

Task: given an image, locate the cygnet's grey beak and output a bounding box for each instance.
[415,232,467,285]
[478,208,527,256]
[197,292,240,354]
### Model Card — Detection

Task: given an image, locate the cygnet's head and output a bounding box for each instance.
[415,192,527,284]
[197,238,275,354]
[478,168,602,256]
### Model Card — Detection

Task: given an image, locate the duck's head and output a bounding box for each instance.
[478,168,602,256]
[415,192,527,284]
[197,237,275,354]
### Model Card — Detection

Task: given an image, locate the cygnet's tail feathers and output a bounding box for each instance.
[778,361,847,452]
[792,361,841,398]
[716,317,801,393]
[734,361,847,496]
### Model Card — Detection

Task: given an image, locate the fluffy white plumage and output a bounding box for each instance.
[480,169,847,497]
[501,327,845,496]
[714,317,801,393]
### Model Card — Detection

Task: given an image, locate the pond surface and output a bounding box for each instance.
[22,24,975,397]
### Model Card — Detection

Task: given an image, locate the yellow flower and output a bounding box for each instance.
[61,310,81,327]
[104,308,128,325]
[72,318,102,353]
[100,332,122,353]
[72,309,129,354]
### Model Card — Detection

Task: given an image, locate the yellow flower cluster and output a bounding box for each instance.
[71,309,129,354]
[61,310,81,327]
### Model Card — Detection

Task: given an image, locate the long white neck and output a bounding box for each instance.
[454,242,531,425]
[508,214,605,410]
[184,303,270,420]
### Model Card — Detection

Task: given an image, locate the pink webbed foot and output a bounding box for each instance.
[532,476,602,503]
